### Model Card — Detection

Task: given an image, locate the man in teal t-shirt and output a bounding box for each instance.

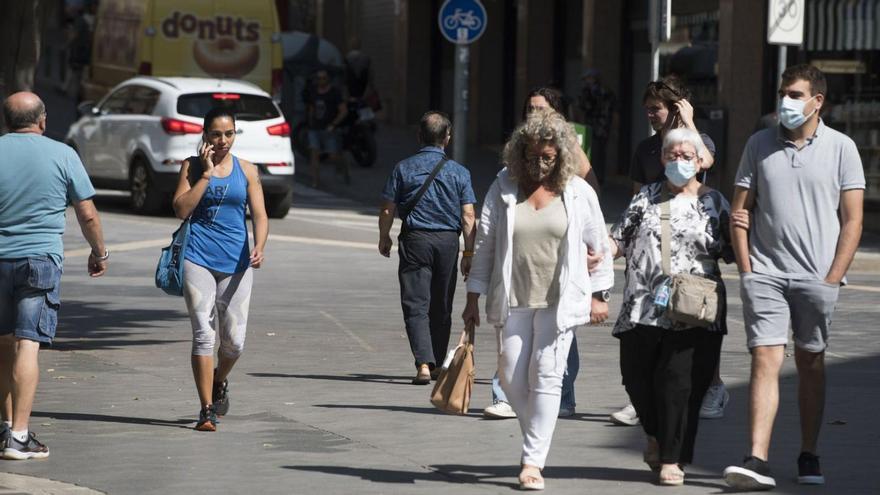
[0,92,108,460]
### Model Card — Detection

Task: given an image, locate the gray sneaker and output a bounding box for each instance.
[3,431,50,460]
[212,377,230,416]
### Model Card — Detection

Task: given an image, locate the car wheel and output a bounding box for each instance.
[130,158,164,215]
[265,190,292,219]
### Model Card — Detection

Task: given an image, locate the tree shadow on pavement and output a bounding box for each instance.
[52,300,187,351]
[31,410,193,429]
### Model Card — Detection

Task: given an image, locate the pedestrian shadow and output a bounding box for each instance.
[31,410,193,429]
[52,300,186,351]
[313,403,484,418]
[281,464,516,489]
[248,372,493,387]
[281,463,725,490]
[248,372,415,385]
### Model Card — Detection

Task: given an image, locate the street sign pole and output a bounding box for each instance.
[453,39,469,164]
[438,0,486,165]
[767,0,804,94]
[777,45,788,92]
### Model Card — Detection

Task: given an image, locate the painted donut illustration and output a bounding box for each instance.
[193,37,259,78]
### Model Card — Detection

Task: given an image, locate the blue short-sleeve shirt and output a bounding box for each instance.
[0,133,96,265]
[381,146,476,231]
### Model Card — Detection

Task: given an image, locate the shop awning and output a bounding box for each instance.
[806,0,880,51]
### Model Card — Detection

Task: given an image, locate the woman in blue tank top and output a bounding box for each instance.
[172,108,269,432]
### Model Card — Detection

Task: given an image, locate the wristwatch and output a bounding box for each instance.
[592,290,610,302]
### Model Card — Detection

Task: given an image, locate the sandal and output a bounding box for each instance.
[519,465,544,491]
[643,436,661,472]
[412,364,431,385]
[659,464,685,486]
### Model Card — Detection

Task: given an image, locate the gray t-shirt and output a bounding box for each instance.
[734,121,865,280]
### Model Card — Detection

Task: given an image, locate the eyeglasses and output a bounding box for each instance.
[526,155,557,167]
[662,151,697,161]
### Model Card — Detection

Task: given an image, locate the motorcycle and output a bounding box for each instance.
[292,97,377,168]
[341,98,377,168]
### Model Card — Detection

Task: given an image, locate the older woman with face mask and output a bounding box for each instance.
[608,127,734,486]
[462,109,614,490]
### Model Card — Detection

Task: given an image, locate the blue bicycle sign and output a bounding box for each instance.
[438,0,487,44]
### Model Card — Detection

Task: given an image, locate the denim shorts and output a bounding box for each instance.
[0,257,62,344]
[740,272,839,352]
[307,129,340,153]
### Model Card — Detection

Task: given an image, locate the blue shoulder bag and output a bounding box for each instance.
[155,219,191,296]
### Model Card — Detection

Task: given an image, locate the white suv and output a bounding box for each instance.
[66,76,295,217]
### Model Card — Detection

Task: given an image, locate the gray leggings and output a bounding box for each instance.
[183,260,253,358]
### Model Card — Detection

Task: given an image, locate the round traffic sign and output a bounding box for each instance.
[438,0,487,45]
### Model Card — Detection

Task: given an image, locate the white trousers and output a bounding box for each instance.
[497,307,576,469]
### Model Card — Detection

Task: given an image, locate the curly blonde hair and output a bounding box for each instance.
[502,109,580,193]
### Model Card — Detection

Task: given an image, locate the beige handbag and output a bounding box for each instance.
[659,185,720,328]
[430,323,475,415]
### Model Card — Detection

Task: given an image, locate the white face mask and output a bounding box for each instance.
[778,95,817,130]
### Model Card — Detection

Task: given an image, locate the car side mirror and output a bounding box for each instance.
[77,101,98,117]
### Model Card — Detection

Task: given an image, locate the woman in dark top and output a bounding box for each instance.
[630,76,716,194]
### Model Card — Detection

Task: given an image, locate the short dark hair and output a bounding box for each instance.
[781,64,827,96]
[642,75,691,106]
[522,87,567,120]
[3,99,45,131]
[418,111,451,146]
[203,107,236,130]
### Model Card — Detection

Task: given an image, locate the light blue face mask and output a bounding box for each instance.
[778,96,817,130]
[665,159,697,187]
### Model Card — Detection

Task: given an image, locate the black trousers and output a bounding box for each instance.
[397,229,459,368]
[619,325,723,464]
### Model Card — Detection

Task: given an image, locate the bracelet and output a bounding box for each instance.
[91,249,110,261]
[462,250,474,258]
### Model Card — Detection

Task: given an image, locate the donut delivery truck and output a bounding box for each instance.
[84,0,283,101]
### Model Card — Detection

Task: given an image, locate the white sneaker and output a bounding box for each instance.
[700,383,730,419]
[483,401,517,419]
[609,404,640,426]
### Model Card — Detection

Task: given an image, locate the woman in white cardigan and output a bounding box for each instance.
[461,109,614,490]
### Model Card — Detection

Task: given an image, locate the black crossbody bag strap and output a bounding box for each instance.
[399,157,449,230]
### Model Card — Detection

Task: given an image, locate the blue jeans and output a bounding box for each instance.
[493,332,579,411]
[0,257,62,344]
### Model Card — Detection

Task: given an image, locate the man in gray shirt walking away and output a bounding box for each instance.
[723,65,865,490]
[0,92,108,460]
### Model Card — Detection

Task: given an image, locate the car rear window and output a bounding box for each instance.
[176,93,280,121]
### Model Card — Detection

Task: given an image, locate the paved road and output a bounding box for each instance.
[1,185,878,494]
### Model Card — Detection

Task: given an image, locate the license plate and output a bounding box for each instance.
[358,107,375,120]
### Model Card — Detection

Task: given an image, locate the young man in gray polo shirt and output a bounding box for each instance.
[723,65,865,490]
